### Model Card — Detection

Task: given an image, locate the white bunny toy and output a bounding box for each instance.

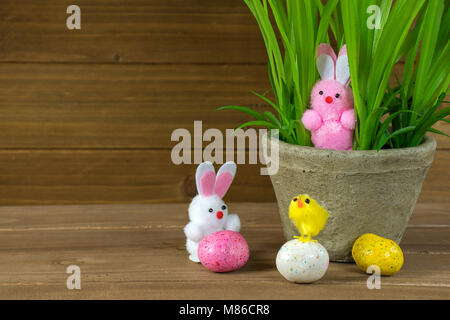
[184,161,241,262]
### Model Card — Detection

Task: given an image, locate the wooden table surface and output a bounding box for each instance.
[0,202,448,300]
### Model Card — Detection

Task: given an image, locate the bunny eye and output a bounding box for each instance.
[335,93,340,98]
[208,208,213,213]
[222,205,226,210]
[319,91,324,95]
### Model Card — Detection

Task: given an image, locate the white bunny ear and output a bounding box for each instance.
[336,45,350,86]
[214,161,236,199]
[316,43,337,80]
[195,162,215,197]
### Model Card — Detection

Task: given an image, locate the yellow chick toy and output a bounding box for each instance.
[289,194,329,242]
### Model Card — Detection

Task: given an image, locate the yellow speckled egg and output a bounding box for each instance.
[352,233,404,276]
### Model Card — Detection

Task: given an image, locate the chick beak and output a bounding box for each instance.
[297,199,303,208]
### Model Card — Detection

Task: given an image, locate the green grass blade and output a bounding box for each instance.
[412,0,444,111]
[217,106,266,121]
[234,120,278,132]
[427,128,449,138]
[377,126,417,151]
[263,111,281,127]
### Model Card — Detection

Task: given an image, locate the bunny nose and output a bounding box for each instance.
[216,211,224,219]
[325,96,333,104]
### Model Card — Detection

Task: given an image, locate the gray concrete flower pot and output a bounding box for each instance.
[263,134,436,262]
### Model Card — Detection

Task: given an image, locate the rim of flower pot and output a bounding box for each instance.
[264,134,437,173]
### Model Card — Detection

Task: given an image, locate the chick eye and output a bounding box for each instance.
[305,198,310,204]
[293,198,297,202]
[221,205,226,210]
[319,91,324,95]
[335,93,340,98]
[208,208,213,213]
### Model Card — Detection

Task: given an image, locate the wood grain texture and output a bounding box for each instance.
[0,0,266,64]
[0,63,447,150]
[0,202,448,299]
[0,149,447,205]
[0,0,447,205]
[0,63,268,149]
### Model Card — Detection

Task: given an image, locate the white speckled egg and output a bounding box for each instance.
[276,239,329,283]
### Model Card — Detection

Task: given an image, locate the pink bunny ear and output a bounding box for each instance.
[316,43,337,80]
[338,45,347,56]
[336,45,350,86]
[195,162,215,196]
[214,161,236,199]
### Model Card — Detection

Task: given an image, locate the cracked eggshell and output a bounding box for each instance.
[276,239,329,283]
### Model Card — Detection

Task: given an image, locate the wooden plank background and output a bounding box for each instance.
[0,0,448,205]
[0,202,448,299]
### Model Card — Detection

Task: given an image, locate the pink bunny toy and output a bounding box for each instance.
[184,161,241,262]
[302,44,355,150]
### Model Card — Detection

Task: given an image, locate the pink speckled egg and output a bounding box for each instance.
[198,231,249,272]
